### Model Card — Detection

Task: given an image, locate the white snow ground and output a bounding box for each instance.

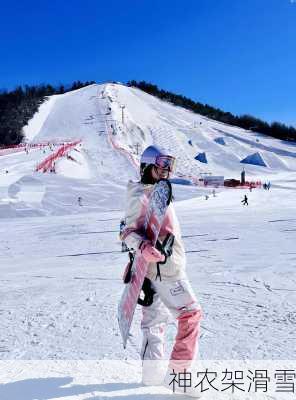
[0,83,296,399]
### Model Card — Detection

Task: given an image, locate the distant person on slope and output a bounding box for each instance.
[120,145,202,394]
[241,194,248,206]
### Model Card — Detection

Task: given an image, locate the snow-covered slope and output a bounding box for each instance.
[2,82,295,218]
[24,82,296,183]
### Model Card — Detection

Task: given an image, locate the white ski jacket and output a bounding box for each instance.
[121,180,186,281]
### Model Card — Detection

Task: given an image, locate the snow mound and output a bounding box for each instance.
[195,152,208,164]
[55,148,92,180]
[8,175,46,203]
[240,152,268,167]
[214,137,226,145]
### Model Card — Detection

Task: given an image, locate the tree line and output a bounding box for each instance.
[0,81,95,146]
[127,80,296,142]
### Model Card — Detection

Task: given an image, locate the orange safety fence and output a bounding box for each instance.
[0,141,78,156]
[35,140,82,173]
[0,146,26,156]
[106,124,202,186]
[106,123,140,170]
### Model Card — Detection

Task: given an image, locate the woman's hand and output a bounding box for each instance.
[140,241,165,263]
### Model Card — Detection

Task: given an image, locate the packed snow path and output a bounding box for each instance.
[0,186,295,361]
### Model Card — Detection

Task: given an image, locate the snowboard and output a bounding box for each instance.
[118,179,172,348]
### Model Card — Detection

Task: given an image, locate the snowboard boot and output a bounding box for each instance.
[142,360,166,386]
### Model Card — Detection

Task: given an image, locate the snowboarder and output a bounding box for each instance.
[120,145,202,394]
[77,196,82,206]
[241,194,248,206]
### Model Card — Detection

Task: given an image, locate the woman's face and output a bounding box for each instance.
[151,165,171,182]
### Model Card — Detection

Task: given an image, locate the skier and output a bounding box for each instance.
[121,145,202,395]
[241,194,248,206]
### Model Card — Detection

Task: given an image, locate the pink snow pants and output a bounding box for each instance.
[141,279,202,372]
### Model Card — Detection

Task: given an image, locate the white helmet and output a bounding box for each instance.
[140,145,176,176]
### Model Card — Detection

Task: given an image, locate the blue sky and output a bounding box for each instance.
[1,0,296,126]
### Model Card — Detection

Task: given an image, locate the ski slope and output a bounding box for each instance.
[0,83,296,399]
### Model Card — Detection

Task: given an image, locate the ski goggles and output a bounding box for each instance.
[155,155,176,172]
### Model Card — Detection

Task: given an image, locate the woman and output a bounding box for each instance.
[121,145,202,396]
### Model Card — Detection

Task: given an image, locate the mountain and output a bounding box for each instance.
[1,82,296,217]
[24,82,296,179]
